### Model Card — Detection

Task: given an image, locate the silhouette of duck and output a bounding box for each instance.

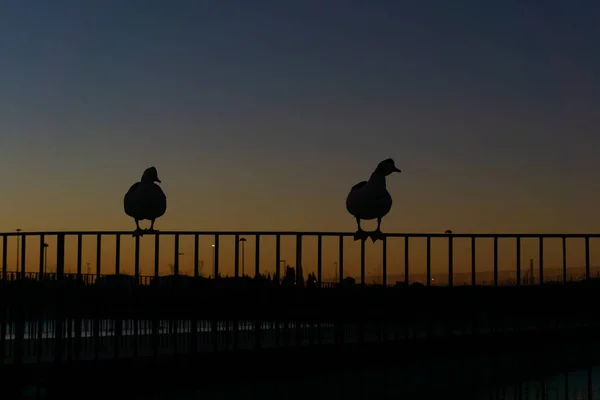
[345,158,401,243]
[124,166,167,237]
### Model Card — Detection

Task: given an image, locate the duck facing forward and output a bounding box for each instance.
[124,166,167,237]
[345,158,401,242]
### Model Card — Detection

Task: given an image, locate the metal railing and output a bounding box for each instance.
[0,230,599,287]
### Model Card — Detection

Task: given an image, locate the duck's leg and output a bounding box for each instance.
[145,219,159,234]
[354,217,368,241]
[132,219,144,237]
[370,217,384,243]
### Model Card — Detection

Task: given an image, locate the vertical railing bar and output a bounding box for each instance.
[275,234,281,283]
[295,234,302,347]
[134,235,140,281]
[382,236,387,287]
[94,234,101,361]
[2,235,7,282]
[154,235,160,278]
[448,233,454,287]
[360,239,365,287]
[75,233,83,360]
[76,233,83,280]
[404,236,409,285]
[234,234,240,278]
[254,234,260,278]
[54,233,65,364]
[562,237,567,283]
[214,234,220,278]
[0,235,5,363]
[152,234,160,358]
[585,236,590,280]
[338,235,344,285]
[174,234,180,275]
[516,237,521,286]
[115,234,121,275]
[14,233,28,365]
[95,234,102,280]
[471,237,476,286]
[539,237,544,285]
[39,234,45,280]
[296,234,303,284]
[114,233,121,359]
[426,236,431,286]
[20,234,26,279]
[493,236,498,287]
[317,235,323,287]
[194,234,199,277]
[132,233,139,358]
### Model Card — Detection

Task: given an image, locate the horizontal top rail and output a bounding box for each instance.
[0,230,600,238]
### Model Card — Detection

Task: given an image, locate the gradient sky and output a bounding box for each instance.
[1,1,599,277]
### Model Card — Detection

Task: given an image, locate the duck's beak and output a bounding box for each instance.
[394,167,401,173]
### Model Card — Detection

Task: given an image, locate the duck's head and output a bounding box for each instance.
[373,158,401,176]
[141,166,161,183]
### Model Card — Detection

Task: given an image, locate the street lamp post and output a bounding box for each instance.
[239,238,247,277]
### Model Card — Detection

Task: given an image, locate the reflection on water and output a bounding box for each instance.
[477,367,600,399]
[116,366,600,400]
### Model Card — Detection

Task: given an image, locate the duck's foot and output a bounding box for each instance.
[354,230,369,241]
[132,228,144,238]
[369,229,384,243]
[145,228,159,234]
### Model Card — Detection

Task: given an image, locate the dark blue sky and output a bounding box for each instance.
[1,0,599,234]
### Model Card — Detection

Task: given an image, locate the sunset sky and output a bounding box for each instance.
[1,1,599,278]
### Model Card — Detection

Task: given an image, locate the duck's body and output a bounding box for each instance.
[124,166,167,237]
[345,158,401,242]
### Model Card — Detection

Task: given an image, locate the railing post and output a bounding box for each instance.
[95,234,102,280]
[20,234,26,279]
[39,235,45,280]
[234,234,239,278]
[562,237,567,283]
[76,233,83,281]
[254,234,260,278]
[471,237,476,286]
[539,237,544,285]
[54,233,65,364]
[493,237,498,286]
[134,235,140,281]
[173,234,180,275]
[214,234,220,278]
[194,234,200,277]
[382,236,387,287]
[296,234,303,285]
[275,235,281,284]
[404,236,409,285]
[360,238,365,287]
[426,236,431,286]
[1,235,6,283]
[585,236,590,280]
[338,235,344,286]
[317,235,323,287]
[516,237,521,286]
[115,234,121,275]
[448,233,453,287]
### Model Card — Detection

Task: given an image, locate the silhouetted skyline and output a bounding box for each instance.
[1,1,599,237]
